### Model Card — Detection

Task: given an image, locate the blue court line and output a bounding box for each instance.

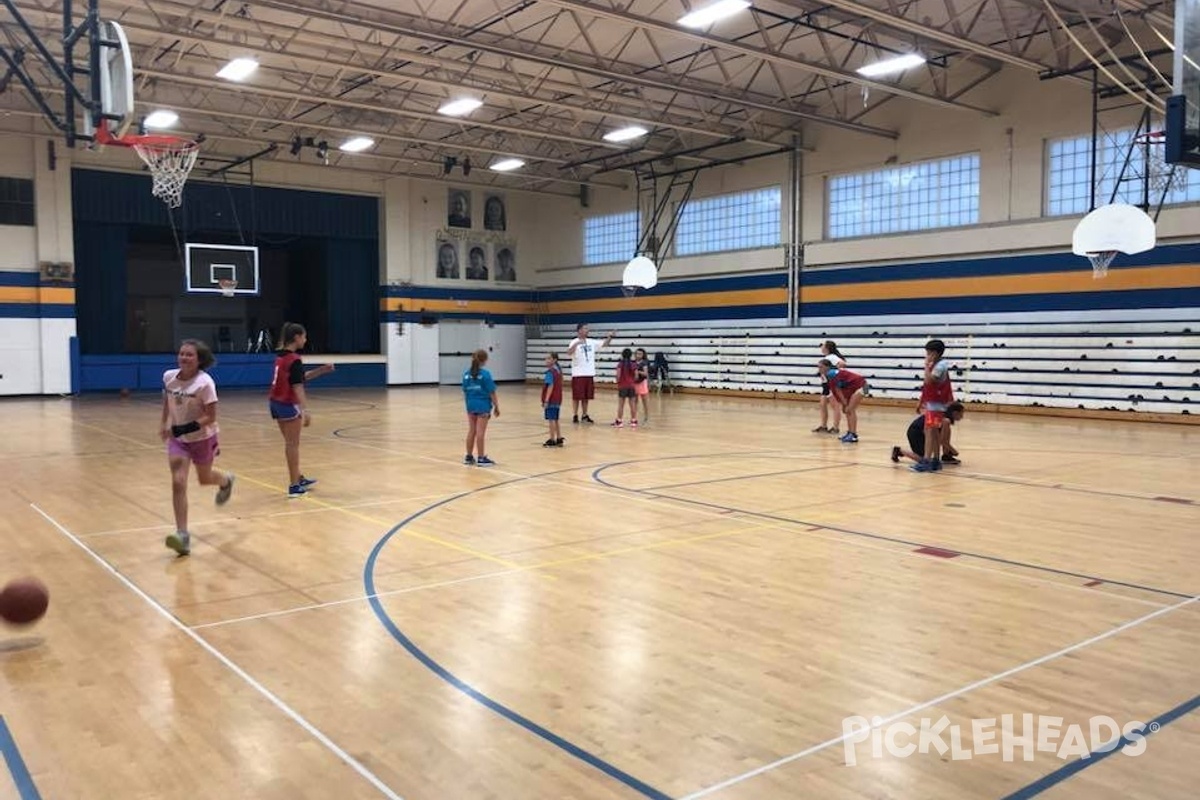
[1000,694,1200,799]
[363,461,691,800]
[643,462,855,492]
[0,716,41,800]
[592,458,1195,600]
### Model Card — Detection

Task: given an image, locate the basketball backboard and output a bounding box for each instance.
[185,244,260,295]
[1166,0,1200,166]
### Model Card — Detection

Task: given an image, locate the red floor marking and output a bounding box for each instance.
[914,546,959,559]
[1083,580,1104,587]
[1154,496,1194,505]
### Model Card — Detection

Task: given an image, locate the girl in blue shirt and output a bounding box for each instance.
[462,349,500,466]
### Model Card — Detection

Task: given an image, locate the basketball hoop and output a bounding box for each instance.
[218,278,238,297]
[1132,130,1182,196]
[1085,250,1118,279]
[94,120,199,208]
[621,285,639,298]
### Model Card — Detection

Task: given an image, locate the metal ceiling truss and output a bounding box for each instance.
[1,0,1174,190]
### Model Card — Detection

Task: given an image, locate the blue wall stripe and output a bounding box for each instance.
[802,243,1200,285]
[0,304,75,319]
[541,303,789,325]
[383,311,529,324]
[361,465,672,800]
[0,271,40,287]
[0,716,42,800]
[1001,693,1200,799]
[543,272,786,302]
[803,287,1200,318]
[383,286,533,301]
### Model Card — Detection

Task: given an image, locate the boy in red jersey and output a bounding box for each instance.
[912,339,954,472]
[541,353,564,447]
[818,359,868,443]
[269,322,334,497]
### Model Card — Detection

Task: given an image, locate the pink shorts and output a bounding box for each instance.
[635,379,649,397]
[167,435,220,465]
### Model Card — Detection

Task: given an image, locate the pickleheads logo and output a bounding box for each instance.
[841,714,1156,766]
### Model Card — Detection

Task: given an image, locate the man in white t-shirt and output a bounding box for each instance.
[566,322,614,423]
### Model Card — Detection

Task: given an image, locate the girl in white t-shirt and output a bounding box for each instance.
[813,340,847,434]
[159,339,235,556]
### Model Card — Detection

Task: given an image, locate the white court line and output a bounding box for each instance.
[30,503,404,800]
[680,592,1200,800]
[192,566,524,629]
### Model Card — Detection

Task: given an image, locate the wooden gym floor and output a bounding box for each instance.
[0,385,1196,800]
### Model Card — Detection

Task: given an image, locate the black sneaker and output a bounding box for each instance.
[941,455,961,466]
[572,414,579,424]
[543,438,556,447]
[464,454,475,465]
[582,415,595,424]
[891,446,902,463]
[554,438,565,447]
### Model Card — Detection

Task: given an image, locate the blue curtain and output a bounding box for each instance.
[73,223,127,354]
[325,238,380,354]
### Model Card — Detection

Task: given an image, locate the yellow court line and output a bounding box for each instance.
[228,470,526,570]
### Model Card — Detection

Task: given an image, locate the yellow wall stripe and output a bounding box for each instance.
[0,287,76,305]
[801,264,1200,304]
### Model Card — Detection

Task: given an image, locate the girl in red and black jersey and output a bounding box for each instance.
[269,322,334,497]
[818,358,867,444]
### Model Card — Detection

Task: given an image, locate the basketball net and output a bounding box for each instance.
[218,278,238,297]
[1086,250,1117,279]
[621,285,639,298]
[133,140,199,208]
[1133,131,1182,197]
[94,121,199,208]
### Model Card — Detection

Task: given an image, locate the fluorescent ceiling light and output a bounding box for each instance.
[339,136,374,153]
[438,98,483,117]
[603,126,648,143]
[678,0,751,29]
[490,158,525,172]
[143,109,178,129]
[216,57,258,81]
[856,53,925,78]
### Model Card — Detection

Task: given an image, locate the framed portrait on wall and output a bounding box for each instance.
[495,245,516,282]
[465,241,488,280]
[483,194,506,231]
[435,236,460,279]
[447,188,472,228]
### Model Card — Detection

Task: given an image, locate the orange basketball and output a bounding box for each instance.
[0,577,49,626]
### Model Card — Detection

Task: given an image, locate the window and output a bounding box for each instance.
[1046,130,1200,216]
[675,186,781,256]
[0,177,34,226]
[583,210,639,265]
[827,154,979,238]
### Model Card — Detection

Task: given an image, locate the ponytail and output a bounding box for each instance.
[281,322,307,348]
[470,348,488,378]
[823,340,844,359]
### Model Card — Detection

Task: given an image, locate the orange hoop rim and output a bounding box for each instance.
[93,119,198,151]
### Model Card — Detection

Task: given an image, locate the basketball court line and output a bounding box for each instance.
[357,457,1191,800]
[362,484,674,800]
[0,716,41,800]
[1000,693,1200,799]
[641,462,855,491]
[592,460,1195,600]
[678,594,1200,800]
[77,490,458,538]
[28,503,405,800]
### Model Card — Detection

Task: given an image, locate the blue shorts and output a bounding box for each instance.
[544,404,561,421]
[269,399,302,420]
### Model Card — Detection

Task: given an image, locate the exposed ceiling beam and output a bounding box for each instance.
[533,0,997,115]
[95,18,783,149]
[233,0,899,137]
[776,0,1047,72]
